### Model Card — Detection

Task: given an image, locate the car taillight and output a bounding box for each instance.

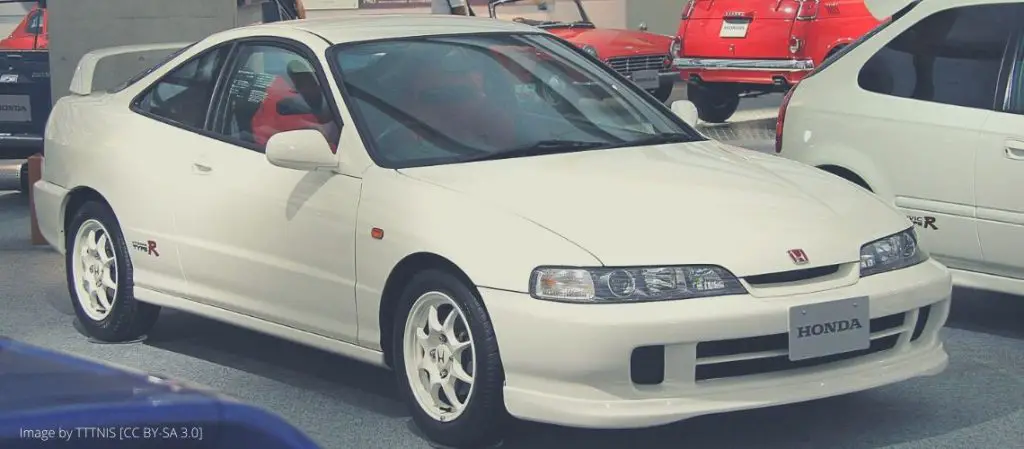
[776,86,796,154]
[796,0,818,20]
[681,0,697,19]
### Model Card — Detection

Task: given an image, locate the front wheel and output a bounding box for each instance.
[66,200,160,342]
[650,81,674,103]
[393,270,507,448]
[687,83,741,123]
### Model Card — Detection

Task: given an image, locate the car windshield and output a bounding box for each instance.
[491,0,591,28]
[331,33,701,168]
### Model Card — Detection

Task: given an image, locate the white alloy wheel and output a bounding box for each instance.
[71,219,119,321]
[402,291,477,422]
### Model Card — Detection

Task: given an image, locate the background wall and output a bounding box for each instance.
[47,0,263,102]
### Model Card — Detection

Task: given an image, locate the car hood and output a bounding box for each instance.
[398,141,910,276]
[550,27,672,57]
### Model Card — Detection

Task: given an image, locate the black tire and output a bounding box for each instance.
[18,162,28,194]
[650,81,674,103]
[65,200,160,342]
[687,83,741,123]
[392,269,506,448]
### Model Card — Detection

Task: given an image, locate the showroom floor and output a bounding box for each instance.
[2,88,1022,449]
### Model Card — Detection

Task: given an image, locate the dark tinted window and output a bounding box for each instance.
[211,43,339,151]
[858,3,1024,110]
[134,47,229,129]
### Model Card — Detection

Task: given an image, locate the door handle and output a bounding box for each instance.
[192,163,213,174]
[1005,139,1024,160]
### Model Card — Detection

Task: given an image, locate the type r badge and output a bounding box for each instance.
[131,240,160,257]
[788,249,809,265]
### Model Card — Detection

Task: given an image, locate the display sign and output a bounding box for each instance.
[0,94,31,122]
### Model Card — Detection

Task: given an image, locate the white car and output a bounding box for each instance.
[777,0,1024,297]
[35,15,950,448]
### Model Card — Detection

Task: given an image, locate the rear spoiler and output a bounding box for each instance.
[68,42,191,96]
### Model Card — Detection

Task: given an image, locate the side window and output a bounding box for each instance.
[25,11,43,35]
[212,43,339,152]
[857,4,1024,110]
[134,47,230,129]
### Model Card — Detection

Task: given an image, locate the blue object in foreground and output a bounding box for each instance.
[0,337,322,449]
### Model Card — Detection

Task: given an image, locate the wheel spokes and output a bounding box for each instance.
[440,376,464,412]
[427,305,444,333]
[451,361,474,384]
[86,229,98,251]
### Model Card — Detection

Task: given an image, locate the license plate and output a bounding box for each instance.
[0,94,31,122]
[788,297,870,361]
[631,69,659,90]
[719,20,750,38]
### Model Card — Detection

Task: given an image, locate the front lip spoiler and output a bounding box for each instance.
[673,58,814,71]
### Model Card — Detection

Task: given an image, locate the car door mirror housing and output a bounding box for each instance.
[265,129,337,171]
[670,100,700,127]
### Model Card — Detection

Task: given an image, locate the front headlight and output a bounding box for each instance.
[581,44,599,59]
[859,228,928,277]
[530,265,746,303]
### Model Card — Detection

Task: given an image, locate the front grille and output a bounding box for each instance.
[694,305,933,381]
[744,264,841,285]
[605,55,666,75]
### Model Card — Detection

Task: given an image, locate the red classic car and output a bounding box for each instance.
[488,0,679,102]
[0,2,46,50]
[673,0,882,122]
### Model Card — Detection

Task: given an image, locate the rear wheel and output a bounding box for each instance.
[66,201,160,342]
[18,162,28,193]
[687,83,740,123]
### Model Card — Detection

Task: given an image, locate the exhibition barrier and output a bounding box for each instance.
[27,153,43,245]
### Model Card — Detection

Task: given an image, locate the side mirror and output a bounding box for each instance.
[670,100,699,127]
[265,129,337,171]
[277,96,314,116]
[638,22,648,31]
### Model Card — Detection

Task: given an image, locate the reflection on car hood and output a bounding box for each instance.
[398,141,909,276]
[550,27,672,57]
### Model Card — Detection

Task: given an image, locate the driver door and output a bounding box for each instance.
[174,39,361,342]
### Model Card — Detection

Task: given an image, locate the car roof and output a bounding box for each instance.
[252,14,545,44]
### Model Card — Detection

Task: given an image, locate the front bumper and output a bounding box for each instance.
[674,57,814,85]
[482,258,951,429]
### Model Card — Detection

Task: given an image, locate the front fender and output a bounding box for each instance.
[353,167,600,348]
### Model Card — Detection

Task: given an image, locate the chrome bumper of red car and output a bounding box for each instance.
[673,58,814,71]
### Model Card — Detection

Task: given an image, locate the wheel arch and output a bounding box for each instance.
[63,187,114,235]
[818,164,872,191]
[378,251,479,369]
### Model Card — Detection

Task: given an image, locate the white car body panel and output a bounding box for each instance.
[778,0,1024,297]
[34,14,952,429]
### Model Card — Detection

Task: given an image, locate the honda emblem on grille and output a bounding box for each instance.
[788,249,809,265]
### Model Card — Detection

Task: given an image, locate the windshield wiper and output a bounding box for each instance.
[461,139,606,163]
[597,132,695,150]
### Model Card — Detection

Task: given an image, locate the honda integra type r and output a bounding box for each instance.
[32,15,951,448]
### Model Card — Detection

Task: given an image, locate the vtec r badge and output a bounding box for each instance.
[788,249,809,265]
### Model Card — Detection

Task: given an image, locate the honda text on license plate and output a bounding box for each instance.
[720,18,750,38]
[788,297,871,361]
[0,94,32,122]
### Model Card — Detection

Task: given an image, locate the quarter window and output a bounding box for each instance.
[857,3,1024,110]
[25,10,43,35]
[134,47,230,129]
[211,43,339,152]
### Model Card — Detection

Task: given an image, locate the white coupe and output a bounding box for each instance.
[34,15,951,448]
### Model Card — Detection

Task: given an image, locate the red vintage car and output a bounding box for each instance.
[673,0,882,122]
[0,3,46,50]
[488,0,679,102]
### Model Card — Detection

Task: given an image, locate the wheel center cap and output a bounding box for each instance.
[436,346,451,366]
